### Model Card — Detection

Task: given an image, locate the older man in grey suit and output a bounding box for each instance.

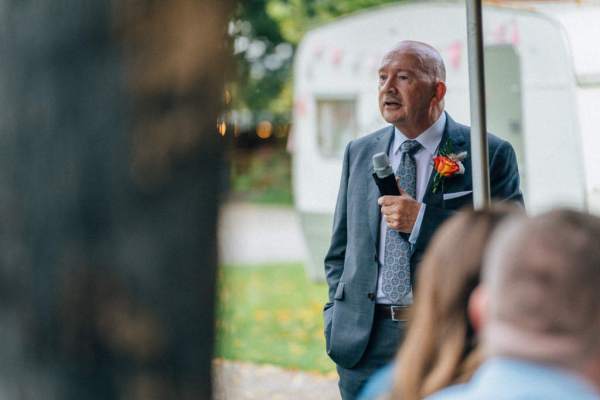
[323,40,524,399]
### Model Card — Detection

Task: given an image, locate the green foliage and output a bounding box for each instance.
[215,263,335,373]
[267,0,402,44]
[230,146,293,205]
[230,0,405,119]
[230,0,293,117]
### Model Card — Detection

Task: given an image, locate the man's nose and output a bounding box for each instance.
[380,77,396,93]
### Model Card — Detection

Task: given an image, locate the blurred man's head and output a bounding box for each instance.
[481,209,600,376]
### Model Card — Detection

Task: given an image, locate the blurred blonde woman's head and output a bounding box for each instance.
[392,206,519,400]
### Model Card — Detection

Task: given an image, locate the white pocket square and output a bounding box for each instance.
[443,190,473,201]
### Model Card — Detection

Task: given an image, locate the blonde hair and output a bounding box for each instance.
[392,206,517,400]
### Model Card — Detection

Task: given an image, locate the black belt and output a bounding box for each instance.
[375,304,411,321]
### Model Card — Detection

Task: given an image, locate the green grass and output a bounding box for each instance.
[215,263,336,374]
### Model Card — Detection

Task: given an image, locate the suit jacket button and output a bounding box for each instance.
[367,293,375,300]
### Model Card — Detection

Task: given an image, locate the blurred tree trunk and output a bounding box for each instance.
[0,1,233,399]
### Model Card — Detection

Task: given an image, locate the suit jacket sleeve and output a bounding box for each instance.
[414,139,523,255]
[489,140,524,204]
[324,142,351,306]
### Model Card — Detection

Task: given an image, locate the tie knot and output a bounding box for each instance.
[400,140,421,155]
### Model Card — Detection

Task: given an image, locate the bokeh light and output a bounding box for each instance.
[256,120,273,139]
[218,120,227,136]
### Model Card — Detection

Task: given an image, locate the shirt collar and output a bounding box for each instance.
[392,112,446,156]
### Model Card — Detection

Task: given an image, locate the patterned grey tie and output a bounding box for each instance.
[381,140,421,304]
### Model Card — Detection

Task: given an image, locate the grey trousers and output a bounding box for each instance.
[336,318,406,400]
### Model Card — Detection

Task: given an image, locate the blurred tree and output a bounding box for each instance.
[267,0,403,44]
[229,0,403,123]
[0,0,232,399]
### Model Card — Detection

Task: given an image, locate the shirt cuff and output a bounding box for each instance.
[408,203,426,245]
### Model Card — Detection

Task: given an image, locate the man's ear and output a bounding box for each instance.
[429,81,446,117]
[433,81,446,102]
[468,284,488,334]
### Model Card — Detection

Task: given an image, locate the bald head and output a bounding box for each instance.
[483,210,600,367]
[384,40,446,82]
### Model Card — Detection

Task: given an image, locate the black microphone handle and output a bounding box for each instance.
[372,173,400,196]
[373,173,410,240]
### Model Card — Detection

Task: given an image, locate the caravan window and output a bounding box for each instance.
[316,98,357,158]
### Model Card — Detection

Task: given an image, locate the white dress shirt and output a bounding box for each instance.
[376,112,446,304]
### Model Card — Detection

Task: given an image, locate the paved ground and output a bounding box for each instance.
[218,202,307,265]
[213,359,340,400]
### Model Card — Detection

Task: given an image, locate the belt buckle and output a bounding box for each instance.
[390,305,408,321]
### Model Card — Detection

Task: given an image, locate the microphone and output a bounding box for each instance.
[372,152,400,196]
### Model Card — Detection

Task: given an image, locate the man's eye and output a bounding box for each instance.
[397,74,409,80]
[378,75,387,82]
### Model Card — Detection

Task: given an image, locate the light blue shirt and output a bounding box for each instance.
[358,363,394,400]
[376,113,446,304]
[427,357,600,400]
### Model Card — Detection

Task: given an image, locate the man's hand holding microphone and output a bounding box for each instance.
[372,152,421,234]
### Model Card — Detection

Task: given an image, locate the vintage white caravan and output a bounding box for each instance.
[290,1,600,280]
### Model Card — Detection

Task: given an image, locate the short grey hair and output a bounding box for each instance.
[387,40,446,82]
[482,209,600,367]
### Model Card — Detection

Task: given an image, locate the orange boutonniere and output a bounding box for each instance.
[433,153,466,177]
[432,140,467,193]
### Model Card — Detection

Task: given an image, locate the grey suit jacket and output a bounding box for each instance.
[324,113,523,368]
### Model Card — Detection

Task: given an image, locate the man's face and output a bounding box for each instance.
[378,49,435,132]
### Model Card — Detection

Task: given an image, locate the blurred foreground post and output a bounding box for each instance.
[0,1,233,399]
[466,0,491,209]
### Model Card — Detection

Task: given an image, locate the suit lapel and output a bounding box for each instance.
[367,126,395,249]
[422,114,468,207]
